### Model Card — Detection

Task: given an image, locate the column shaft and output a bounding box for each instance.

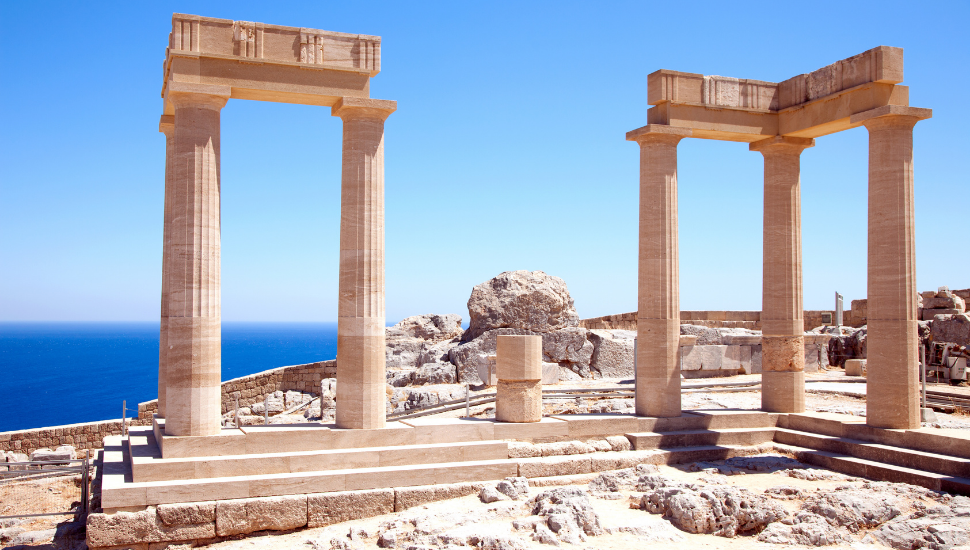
[333,98,396,430]
[752,136,813,413]
[158,116,175,418]
[628,125,690,418]
[864,115,921,429]
[165,90,227,437]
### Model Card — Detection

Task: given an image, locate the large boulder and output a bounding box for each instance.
[463,271,579,342]
[588,329,635,378]
[932,314,970,346]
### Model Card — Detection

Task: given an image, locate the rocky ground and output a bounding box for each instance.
[168,454,970,550]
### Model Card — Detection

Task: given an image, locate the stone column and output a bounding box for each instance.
[157,114,175,418]
[750,136,814,413]
[852,105,931,429]
[164,83,230,437]
[626,125,691,418]
[496,335,542,423]
[332,97,396,430]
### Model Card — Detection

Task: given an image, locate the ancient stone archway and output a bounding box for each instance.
[156,14,395,436]
[628,47,930,429]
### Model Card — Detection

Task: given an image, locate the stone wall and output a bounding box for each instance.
[0,417,151,456]
[138,360,337,419]
[580,311,845,331]
[0,360,337,455]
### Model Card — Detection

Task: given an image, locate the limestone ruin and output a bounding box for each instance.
[74,13,970,550]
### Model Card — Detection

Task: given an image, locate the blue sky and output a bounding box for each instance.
[1,1,967,323]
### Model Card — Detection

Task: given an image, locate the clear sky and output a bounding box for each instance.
[1,1,967,323]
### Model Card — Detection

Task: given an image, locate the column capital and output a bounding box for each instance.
[158,115,174,135]
[165,82,231,110]
[749,135,815,155]
[851,105,932,130]
[331,97,397,121]
[626,124,691,145]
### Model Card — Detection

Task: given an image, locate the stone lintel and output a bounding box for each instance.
[625,124,692,143]
[648,46,904,112]
[849,104,932,125]
[749,135,815,153]
[166,14,381,75]
[331,97,398,119]
[165,81,231,104]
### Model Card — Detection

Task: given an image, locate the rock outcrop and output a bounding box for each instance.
[463,271,579,342]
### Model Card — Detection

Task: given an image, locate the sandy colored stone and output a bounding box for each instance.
[496,335,542,381]
[163,86,229,437]
[86,508,215,547]
[496,380,542,423]
[856,107,930,429]
[333,98,396,430]
[307,488,394,527]
[845,359,867,377]
[627,125,691,418]
[215,495,308,537]
[156,501,215,526]
[761,371,805,413]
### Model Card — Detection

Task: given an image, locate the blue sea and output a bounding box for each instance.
[0,322,338,433]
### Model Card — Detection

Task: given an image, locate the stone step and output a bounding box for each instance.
[774,428,970,479]
[688,410,780,430]
[126,428,509,483]
[782,412,970,460]
[777,443,970,496]
[103,438,518,510]
[626,428,776,450]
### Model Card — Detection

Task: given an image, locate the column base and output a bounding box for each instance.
[496,380,542,423]
[636,319,681,418]
[762,370,805,413]
[866,319,919,429]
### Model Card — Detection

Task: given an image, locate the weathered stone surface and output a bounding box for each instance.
[86,508,216,547]
[394,482,485,511]
[410,362,457,386]
[531,487,603,544]
[932,314,970,346]
[758,512,851,546]
[872,504,970,550]
[156,501,216,526]
[802,487,903,532]
[307,489,394,528]
[680,324,721,345]
[606,435,632,452]
[387,314,463,343]
[639,476,787,537]
[542,327,594,373]
[479,486,508,503]
[588,329,635,378]
[464,271,579,342]
[30,446,75,462]
[215,495,308,536]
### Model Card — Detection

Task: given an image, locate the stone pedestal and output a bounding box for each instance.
[627,125,691,418]
[495,335,542,423]
[854,105,932,429]
[751,136,813,413]
[332,98,397,430]
[157,115,175,418]
[164,83,230,437]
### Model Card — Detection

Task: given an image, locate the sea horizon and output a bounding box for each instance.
[0,321,341,433]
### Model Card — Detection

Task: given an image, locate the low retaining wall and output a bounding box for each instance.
[581,311,850,331]
[137,360,337,419]
[0,361,337,455]
[0,417,150,456]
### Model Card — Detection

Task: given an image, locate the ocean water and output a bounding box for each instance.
[0,322,338,433]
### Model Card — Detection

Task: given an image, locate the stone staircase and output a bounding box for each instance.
[771,413,970,494]
[101,410,970,512]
